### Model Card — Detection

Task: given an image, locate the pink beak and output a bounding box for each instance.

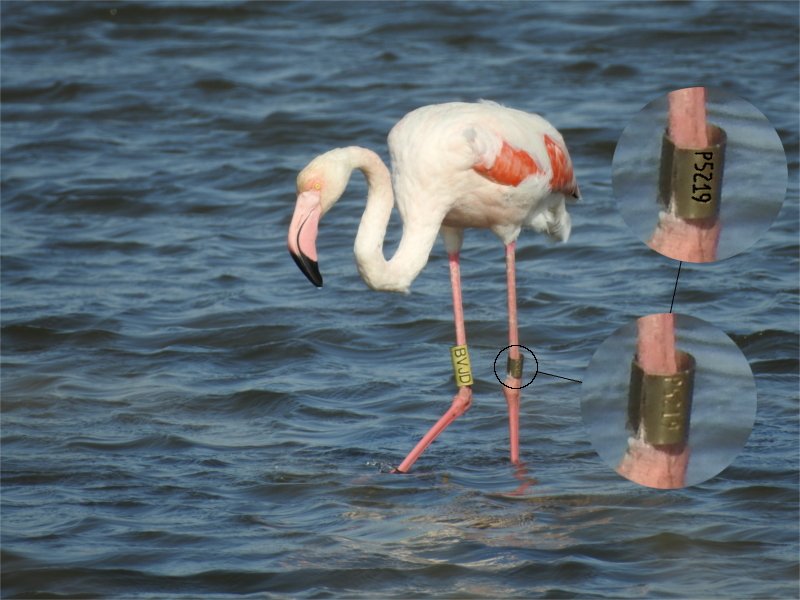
[287,190,323,287]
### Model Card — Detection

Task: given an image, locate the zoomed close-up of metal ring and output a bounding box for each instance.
[612,87,788,263]
[658,124,726,221]
[580,314,757,489]
[628,350,695,446]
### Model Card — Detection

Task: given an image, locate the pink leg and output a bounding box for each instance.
[394,252,473,473]
[503,242,522,464]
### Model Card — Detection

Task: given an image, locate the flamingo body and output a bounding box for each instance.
[387,101,577,247]
[288,101,578,471]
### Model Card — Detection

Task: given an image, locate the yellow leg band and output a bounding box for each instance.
[450,344,474,387]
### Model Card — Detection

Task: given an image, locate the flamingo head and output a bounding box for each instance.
[288,150,353,287]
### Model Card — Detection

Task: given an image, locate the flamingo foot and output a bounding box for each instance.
[393,387,473,473]
[503,376,521,464]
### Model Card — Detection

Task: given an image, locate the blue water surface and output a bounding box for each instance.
[2,2,798,598]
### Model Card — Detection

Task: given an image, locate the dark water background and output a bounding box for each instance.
[2,2,798,598]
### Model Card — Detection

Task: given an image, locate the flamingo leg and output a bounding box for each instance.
[394,252,473,473]
[503,242,522,464]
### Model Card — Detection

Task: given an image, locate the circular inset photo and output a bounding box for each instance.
[581,313,756,489]
[612,87,788,263]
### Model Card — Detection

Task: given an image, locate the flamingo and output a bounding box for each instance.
[287,101,578,473]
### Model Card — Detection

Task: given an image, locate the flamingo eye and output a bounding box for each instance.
[313,182,321,190]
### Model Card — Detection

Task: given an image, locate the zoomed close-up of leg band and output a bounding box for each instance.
[628,350,695,446]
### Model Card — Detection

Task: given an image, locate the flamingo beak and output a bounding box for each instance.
[288,190,323,287]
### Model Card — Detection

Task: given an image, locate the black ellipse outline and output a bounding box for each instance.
[493,344,539,389]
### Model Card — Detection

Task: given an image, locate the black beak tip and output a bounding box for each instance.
[290,251,323,288]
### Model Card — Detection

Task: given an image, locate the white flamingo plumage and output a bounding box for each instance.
[288,101,578,473]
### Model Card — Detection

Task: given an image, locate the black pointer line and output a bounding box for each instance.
[669,261,683,314]
[537,370,582,384]
[525,264,685,389]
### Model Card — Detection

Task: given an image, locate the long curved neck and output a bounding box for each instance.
[346,147,439,293]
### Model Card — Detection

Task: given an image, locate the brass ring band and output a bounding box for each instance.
[658,124,726,220]
[628,351,695,445]
[507,355,524,379]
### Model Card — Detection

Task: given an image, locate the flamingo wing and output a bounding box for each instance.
[543,135,580,199]
[468,125,579,198]
[473,139,542,186]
